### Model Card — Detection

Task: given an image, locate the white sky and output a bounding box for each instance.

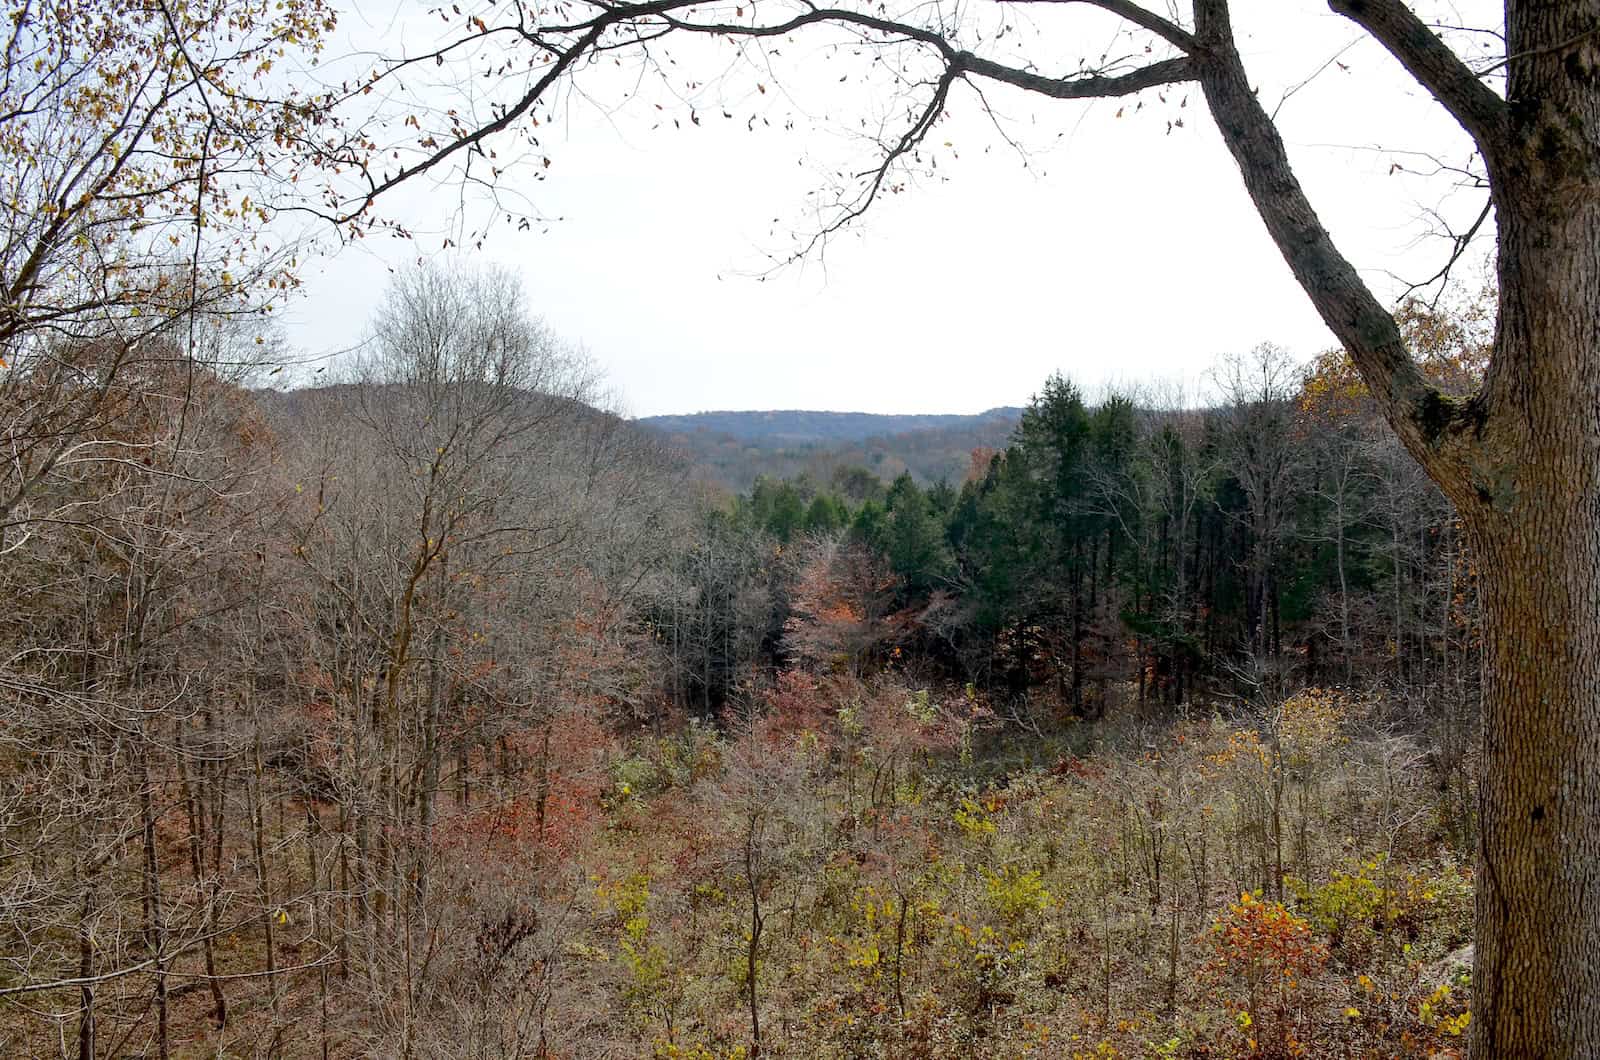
[277,0,1499,417]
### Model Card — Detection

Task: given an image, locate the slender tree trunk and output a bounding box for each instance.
[305,801,332,1060]
[338,804,352,980]
[891,888,908,1020]
[138,745,169,1060]
[1392,509,1404,681]
[76,883,95,1060]
[417,626,445,908]
[1268,567,1281,662]
[1335,495,1351,683]
[250,734,280,1030]
[743,815,764,1057]
[534,719,551,844]
[176,725,227,1028]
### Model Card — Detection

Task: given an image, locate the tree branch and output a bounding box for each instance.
[656,4,1197,95]
[798,65,962,259]
[1401,196,1495,307]
[337,0,1197,247]
[1328,0,1509,169]
[963,54,1194,99]
[1191,0,1479,485]
[328,20,611,225]
[1006,0,1199,54]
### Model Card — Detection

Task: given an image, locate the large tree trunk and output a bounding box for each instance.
[1464,130,1600,1053]
[1470,513,1600,1055]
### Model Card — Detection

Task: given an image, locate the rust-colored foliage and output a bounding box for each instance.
[1204,893,1329,1057]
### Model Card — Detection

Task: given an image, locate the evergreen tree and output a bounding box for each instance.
[883,473,952,599]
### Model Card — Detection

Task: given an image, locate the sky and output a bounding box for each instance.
[276,0,1499,418]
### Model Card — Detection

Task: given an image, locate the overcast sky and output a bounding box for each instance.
[277,0,1498,417]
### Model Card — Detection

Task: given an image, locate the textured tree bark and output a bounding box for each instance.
[1463,100,1600,1049]
[1470,506,1600,1055]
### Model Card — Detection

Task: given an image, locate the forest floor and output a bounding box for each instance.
[58,677,1478,1060]
[556,679,1478,1059]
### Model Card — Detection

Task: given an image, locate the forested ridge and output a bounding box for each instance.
[637,409,1024,493]
[0,264,1490,1057]
[638,409,1024,446]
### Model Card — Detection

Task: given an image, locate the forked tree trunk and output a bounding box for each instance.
[1188,0,1600,1050]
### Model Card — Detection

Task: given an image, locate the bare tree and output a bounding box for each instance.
[1213,343,1305,678]
[0,332,302,1056]
[0,0,341,541]
[278,263,680,1052]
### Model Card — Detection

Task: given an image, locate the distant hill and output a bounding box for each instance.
[639,408,1023,447]
[254,383,681,472]
[636,407,1025,493]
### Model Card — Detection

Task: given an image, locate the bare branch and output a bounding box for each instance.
[334,1,1196,256]
[1399,196,1496,307]
[963,53,1193,99]
[1005,0,1199,53]
[1328,0,1509,169]
[326,21,611,225]
[793,65,961,261]
[1192,0,1475,484]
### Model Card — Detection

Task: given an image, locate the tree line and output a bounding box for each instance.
[684,321,1484,735]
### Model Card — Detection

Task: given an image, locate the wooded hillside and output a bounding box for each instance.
[0,261,1488,1058]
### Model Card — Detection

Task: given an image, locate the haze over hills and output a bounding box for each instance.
[638,408,1024,445]
[635,406,1025,491]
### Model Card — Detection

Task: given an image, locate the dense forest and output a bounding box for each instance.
[0,263,1491,1057]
